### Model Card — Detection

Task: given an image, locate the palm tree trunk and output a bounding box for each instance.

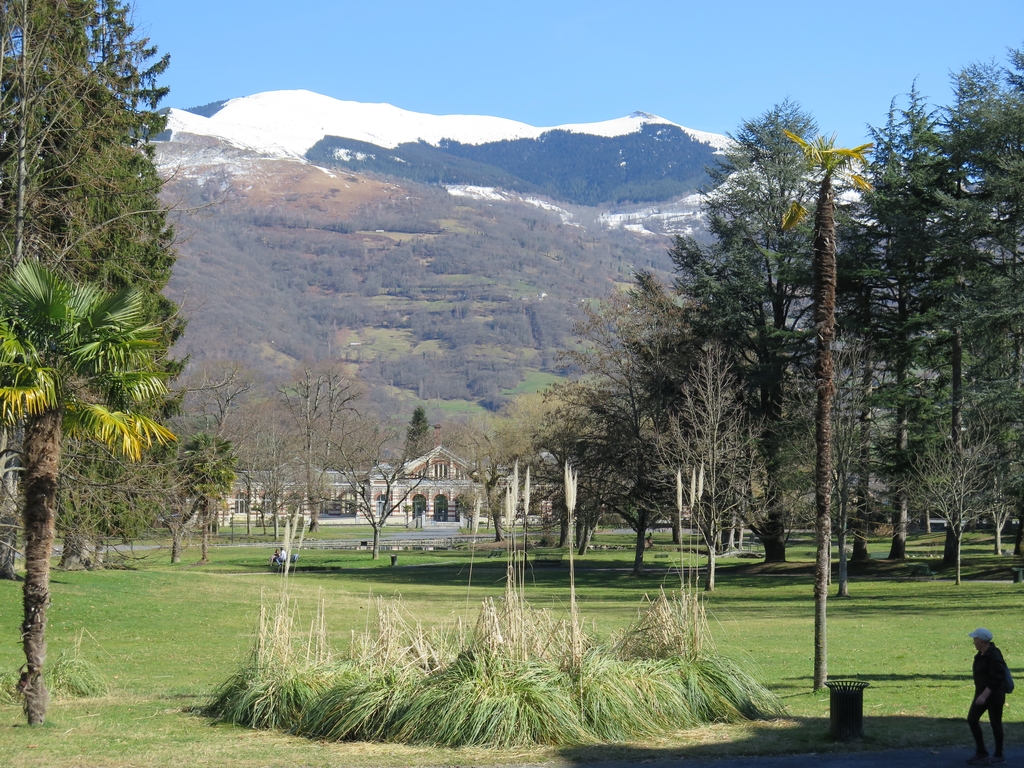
[199,501,210,564]
[812,178,838,691]
[21,408,63,725]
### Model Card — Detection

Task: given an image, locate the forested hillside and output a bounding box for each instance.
[159,135,676,410]
[307,122,717,206]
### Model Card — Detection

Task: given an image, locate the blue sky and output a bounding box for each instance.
[132,0,1022,145]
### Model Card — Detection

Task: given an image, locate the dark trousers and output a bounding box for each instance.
[968,692,1005,756]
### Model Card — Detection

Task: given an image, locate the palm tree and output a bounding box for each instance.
[0,261,174,725]
[180,432,237,563]
[782,132,871,691]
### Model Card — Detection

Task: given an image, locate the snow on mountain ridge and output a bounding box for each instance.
[165,90,730,159]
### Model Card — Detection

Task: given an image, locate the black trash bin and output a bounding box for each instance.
[390,554,398,566]
[825,680,869,740]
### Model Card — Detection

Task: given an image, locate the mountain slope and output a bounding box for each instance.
[157,135,680,409]
[157,92,719,409]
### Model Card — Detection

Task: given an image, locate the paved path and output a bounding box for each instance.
[534,746,1007,767]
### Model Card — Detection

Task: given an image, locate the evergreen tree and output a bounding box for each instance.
[854,89,943,559]
[1,1,179,580]
[405,405,432,458]
[670,100,817,562]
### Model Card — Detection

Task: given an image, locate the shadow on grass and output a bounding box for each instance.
[554,715,971,764]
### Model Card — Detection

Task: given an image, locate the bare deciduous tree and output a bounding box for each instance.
[330,418,422,559]
[661,346,752,591]
[914,430,993,585]
[281,363,357,532]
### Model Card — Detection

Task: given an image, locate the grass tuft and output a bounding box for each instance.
[47,639,109,699]
[395,651,589,747]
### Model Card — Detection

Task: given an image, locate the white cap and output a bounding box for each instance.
[969,628,994,642]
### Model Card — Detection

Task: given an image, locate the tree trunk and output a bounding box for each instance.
[759,453,788,562]
[58,531,91,570]
[811,178,838,691]
[171,528,183,563]
[943,525,958,567]
[889,367,910,559]
[994,516,1003,556]
[632,527,646,576]
[704,546,716,592]
[21,408,63,725]
[760,530,787,562]
[1013,508,1023,556]
[0,428,21,580]
[558,501,569,548]
[200,500,211,564]
[577,523,593,557]
[854,348,872,565]
[955,531,962,586]
[0,504,17,580]
[372,525,380,560]
[837,490,850,598]
[492,509,505,543]
[307,494,320,533]
[631,509,649,576]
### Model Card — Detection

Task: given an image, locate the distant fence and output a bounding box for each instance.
[214,535,490,551]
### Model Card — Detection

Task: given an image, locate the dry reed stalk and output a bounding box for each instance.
[303,589,331,667]
[348,596,451,674]
[613,588,711,661]
[564,462,582,669]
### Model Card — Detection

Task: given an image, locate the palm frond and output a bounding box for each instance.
[3,261,73,325]
[783,129,809,150]
[782,201,808,230]
[850,173,873,191]
[0,367,60,420]
[72,335,163,374]
[79,285,147,332]
[65,405,176,459]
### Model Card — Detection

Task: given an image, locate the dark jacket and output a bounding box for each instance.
[973,644,1007,696]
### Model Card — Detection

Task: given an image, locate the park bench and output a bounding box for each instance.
[653,553,670,559]
[907,563,933,578]
[488,549,505,558]
[531,552,564,566]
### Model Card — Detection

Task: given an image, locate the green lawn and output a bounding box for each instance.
[1,530,1022,767]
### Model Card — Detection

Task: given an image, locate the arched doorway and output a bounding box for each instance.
[412,494,427,519]
[433,494,449,522]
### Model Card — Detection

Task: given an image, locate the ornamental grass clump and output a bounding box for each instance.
[206,592,335,730]
[395,651,588,747]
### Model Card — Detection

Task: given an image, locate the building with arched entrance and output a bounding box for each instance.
[233,444,485,531]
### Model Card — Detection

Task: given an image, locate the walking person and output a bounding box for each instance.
[967,627,1007,765]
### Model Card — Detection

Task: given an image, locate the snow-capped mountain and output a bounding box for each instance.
[156,90,721,405]
[164,90,730,160]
